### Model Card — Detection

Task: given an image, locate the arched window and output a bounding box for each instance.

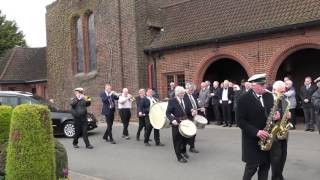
[75,17,84,73]
[88,13,96,71]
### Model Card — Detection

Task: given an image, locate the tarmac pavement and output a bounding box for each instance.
[58,122,320,180]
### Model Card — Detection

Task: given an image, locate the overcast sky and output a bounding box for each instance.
[0,0,56,47]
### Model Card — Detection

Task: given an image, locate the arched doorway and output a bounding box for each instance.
[276,48,320,121]
[203,58,248,84]
[276,48,320,89]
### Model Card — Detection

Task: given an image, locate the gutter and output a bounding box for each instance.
[0,79,47,84]
[144,20,320,54]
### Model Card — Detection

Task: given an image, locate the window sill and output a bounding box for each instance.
[74,70,98,80]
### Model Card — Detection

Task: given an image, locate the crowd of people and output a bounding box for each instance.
[70,74,320,179]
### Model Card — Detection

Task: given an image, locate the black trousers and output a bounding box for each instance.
[136,116,146,138]
[172,126,188,160]
[144,115,160,144]
[119,109,131,136]
[73,116,90,146]
[243,161,270,180]
[212,103,221,123]
[187,135,196,149]
[270,140,287,180]
[103,113,115,141]
[221,101,232,124]
[303,107,315,130]
[289,108,296,127]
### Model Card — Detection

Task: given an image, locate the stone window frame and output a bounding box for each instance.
[71,10,97,75]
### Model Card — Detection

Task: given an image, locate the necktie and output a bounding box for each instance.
[189,95,197,109]
[108,95,114,108]
[180,98,185,110]
[257,95,264,107]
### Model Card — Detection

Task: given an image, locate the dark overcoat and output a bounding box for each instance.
[237,89,274,163]
[100,92,119,116]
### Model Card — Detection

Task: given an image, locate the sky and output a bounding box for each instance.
[0,0,56,47]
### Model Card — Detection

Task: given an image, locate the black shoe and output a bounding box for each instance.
[156,142,165,146]
[189,148,199,153]
[309,129,315,132]
[86,145,94,149]
[182,153,189,159]
[215,122,222,125]
[145,142,151,146]
[178,158,188,163]
[110,140,116,144]
[222,124,228,127]
[228,124,232,127]
[305,128,310,131]
[73,144,79,148]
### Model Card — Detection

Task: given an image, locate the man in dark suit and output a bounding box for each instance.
[139,88,164,146]
[136,88,146,141]
[237,74,274,180]
[219,80,234,127]
[300,76,317,131]
[184,83,203,153]
[101,83,119,144]
[166,86,194,163]
[211,81,222,125]
[70,87,93,149]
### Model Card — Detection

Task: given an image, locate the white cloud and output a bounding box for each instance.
[0,0,56,47]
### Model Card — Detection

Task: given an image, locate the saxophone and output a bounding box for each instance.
[276,98,293,140]
[258,93,281,151]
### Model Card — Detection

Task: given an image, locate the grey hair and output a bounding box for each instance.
[185,83,196,90]
[175,86,185,96]
[273,80,286,92]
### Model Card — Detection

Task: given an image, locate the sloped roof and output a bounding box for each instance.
[146,0,320,52]
[0,47,47,83]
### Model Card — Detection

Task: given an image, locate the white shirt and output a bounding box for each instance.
[118,95,132,109]
[222,88,229,101]
[188,94,197,109]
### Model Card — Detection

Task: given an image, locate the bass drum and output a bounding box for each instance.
[193,115,208,129]
[149,102,171,129]
[179,120,197,138]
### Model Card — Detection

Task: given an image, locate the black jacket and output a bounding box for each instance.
[300,84,317,108]
[166,97,193,123]
[218,87,234,102]
[70,97,90,118]
[139,96,159,115]
[100,92,119,115]
[210,87,221,105]
[237,90,274,163]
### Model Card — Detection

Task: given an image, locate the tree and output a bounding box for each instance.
[0,10,26,56]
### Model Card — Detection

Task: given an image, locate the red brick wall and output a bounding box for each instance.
[155,27,320,99]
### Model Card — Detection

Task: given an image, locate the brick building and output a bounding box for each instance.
[46,0,320,118]
[0,47,47,97]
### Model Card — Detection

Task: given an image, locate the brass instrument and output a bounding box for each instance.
[276,99,293,140]
[258,93,281,151]
[84,96,92,101]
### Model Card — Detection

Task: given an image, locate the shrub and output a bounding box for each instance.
[0,105,12,177]
[55,139,68,179]
[5,104,56,180]
[0,105,13,145]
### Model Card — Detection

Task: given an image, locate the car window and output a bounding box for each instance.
[20,97,32,105]
[0,96,19,107]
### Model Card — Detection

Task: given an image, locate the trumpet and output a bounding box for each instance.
[110,91,121,97]
[84,96,92,101]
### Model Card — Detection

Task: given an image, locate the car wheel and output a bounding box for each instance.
[63,121,75,138]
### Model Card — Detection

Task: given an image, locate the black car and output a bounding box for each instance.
[0,91,97,137]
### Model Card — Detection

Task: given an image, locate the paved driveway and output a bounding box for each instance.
[58,123,320,180]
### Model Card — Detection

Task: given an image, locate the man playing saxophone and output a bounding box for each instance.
[237,74,274,180]
[270,81,291,180]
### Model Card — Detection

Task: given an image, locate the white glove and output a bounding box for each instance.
[228,100,232,104]
[172,120,178,125]
[219,100,222,104]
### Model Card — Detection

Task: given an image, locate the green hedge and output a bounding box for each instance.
[5,104,56,180]
[0,105,13,145]
[54,139,68,179]
[0,105,12,177]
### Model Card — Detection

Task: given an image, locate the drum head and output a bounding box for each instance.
[179,120,197,137]
[194,115,208,124]
[149,102,168,129]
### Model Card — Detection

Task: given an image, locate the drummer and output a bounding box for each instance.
[166,86,194,163]
[184,83,203,153]
[139,88,164,146]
